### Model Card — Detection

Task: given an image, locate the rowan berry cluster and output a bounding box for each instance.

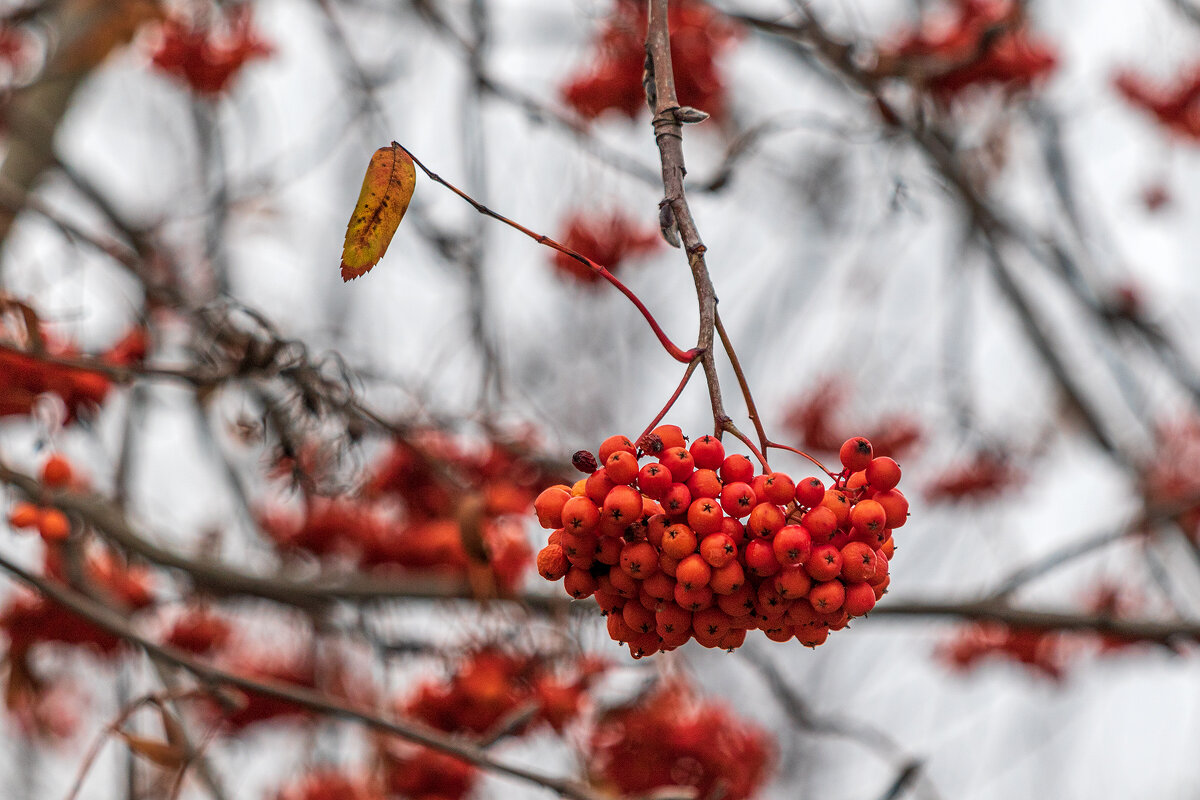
[533,425,906,657]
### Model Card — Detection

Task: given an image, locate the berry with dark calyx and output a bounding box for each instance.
[794,476,825,507]
[605,450,640,485]
[720,454,754,484]
[699,532,737,568]
[747,503,785,539]
[772,524,812,566]
[719,481,756,518]
[809,580,846,614]
[599,435,636,463]
[637,463,672,499]
[806,544,843,582]
[839,541,877,583]
[572,450,599,473]
[743,539,780,577]
[761,472,795,505]
[689,434,725,470]
[839,436,874,473]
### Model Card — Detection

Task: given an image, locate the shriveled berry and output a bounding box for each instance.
[537,544,569,580]
[572,450,599,473]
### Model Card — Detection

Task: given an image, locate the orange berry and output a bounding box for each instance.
[802,505,838,541]
[598,435,636,463]
[806,544,843,582]
[746,503,785,539]
[37,508,71,542]
[604,451,640,485]
[563,567,598,598]
[839,437,873,472]
[720,454,754,484]
[709,560,745,595]
[675,553,712,591]
[843,581,877,616]
[637,462,672,499]
[699,532,737,568]
[585,469,617,505]
[685,468,722,499]
[761,472,795,505]
[821,489,852,529]
[658,446,695,482]
[839,541,876,583]
[719,481,756,518]
[808,580,845,614]
[601,485,643,527]
[619,541,659,578]
[40,455,73,488]
[561,496,600,534]
[537,544,569,580]
[850,499,887,535]
[8,502,41,529]
[866,456,902,492]
[688,435,725,470]
[775,566,813,599]
[651,424,687,451]
[873,489,909,528]
[794,476,825,507]
[661,524,698,560]
[534,486,572,529]
[686,497,724,536]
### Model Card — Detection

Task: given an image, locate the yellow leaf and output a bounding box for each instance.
[340,143,416,281]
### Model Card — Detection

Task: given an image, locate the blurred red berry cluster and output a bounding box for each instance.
[150,4,272,96]
[924,450,1024,504]
[781,378,922,462]
[260,429,564,592]
[0,307,147,423]
[552,211,660,285]
[587,680,772,800]
[273,771,384,800]
[562,0,739,121]
[876,0,1057,102]
[940,583,1144,680]
[376,646,606,798]
[1114,64,1200,142]
[1142,417,1200,539]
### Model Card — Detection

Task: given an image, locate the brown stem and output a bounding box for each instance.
[644,0,726,433]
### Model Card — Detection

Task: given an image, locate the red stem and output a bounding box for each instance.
[395,143,698,364]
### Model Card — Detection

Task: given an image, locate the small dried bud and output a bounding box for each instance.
[674,106,710,124]
[572,450,599,474]
[637,432,664,455]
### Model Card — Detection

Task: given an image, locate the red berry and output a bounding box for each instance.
[699,532,737,568]
[40,455,73,488]
[685,468,723,500]
[794,476,825,507]
[686,497,724,536]
[534,486,572,529]
[605,450,639,485]
[585,469,617,505]
[662,483,692,516]
[598,434,636,463]
[866,457,901,492]
[719,481,756,518]
[564,567,598,598]
[809,580,846,613]
[676,553,712,591]
[561,496,600,534]
[651,424,687,451]
[661,524,698,560]
[843,581,877,616]
[839,541,877,583]
[806,544,843,582]
[709,560,745,594]
[674,582,714,611]
[746,503,785,539]
[821,489,852,529]
[772,524,813,566]
[743,538,780,577]
[873,488,909,528]
[839,437,873,472]
[801,506,838,541]
[619,541,659,578]
[720,454,754,484]
[37,508,70,542]
[8,502,40,529]
[601,485,643,526]
[689,434,725,470]
[775,566,813,599]
[656,604,692,636]
[850,499,887,536]
[761,472,795,505]
[659,446,695,482]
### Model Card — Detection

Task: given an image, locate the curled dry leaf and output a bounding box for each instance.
[340,142,416,281]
